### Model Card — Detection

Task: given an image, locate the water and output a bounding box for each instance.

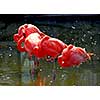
[0,41,100,86]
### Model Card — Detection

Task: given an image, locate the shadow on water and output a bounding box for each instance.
[0,15,100,86]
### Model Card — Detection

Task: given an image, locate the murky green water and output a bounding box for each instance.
[0,41,100,86]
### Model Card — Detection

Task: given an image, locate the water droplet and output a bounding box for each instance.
[62,61,64,64]
[94,41,97,43]
[61,74,65,78]
[9,47,12,51]
[48,75,50,77]
[51,34,54,37]
[6,76,10,80]
[82,38,84,42]
[9,54,12,57]
[94,41,97,45]
[87,31,91,34]
[91,42,94,45]
[50,80,53,83]
[40,69,42,72]
[60,67,62,69]
[90,37,92,39]
[83,34,86,37]
[72,26,75,29]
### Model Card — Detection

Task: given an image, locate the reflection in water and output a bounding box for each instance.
[0,41,100,86]
[79,70,97,85]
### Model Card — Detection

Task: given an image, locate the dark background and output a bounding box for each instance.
[0,14,100,41]
[0,14,100,23]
